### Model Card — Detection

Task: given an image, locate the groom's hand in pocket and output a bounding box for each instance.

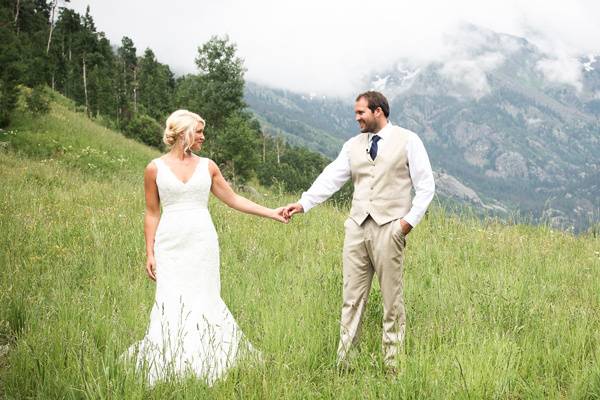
[399,219,413,236]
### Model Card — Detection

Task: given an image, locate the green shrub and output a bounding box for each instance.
[124,114,163,148]
[25,86,50,114]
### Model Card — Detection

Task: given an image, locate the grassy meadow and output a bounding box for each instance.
[1,94,600,399]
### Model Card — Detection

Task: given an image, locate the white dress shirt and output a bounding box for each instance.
[298,122,435,227]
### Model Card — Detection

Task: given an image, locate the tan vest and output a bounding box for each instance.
[349,126,413,226]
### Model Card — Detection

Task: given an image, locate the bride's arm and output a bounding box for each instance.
[144,162,160,280]
[208,159,288,223]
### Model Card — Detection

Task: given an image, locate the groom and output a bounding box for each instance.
[284,91,435,370]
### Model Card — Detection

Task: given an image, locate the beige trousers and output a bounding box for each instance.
[336,216,406,367]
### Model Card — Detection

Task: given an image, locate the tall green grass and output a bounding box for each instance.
[1,95,600,399]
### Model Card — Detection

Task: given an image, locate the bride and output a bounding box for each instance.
[127,109,288,385]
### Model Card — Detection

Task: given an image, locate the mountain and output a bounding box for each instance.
[244,25,600,231]
[244,82,350,156]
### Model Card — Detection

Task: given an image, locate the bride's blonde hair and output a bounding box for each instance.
[163,110,206,153]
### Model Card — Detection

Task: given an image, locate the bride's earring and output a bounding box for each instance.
[181,138,188,154]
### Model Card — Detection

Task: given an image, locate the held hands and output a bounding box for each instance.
[273,207,291,224]
[283,203,303,220]
[269,203,304,224]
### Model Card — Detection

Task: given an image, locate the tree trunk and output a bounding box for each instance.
[120,61,126,123]
[14,0,20,34]
[51,74,55,91]
[46,0,58,54]
[133,67,138,113]
[262,133,266,163]
[276,138,281,165]
[83,56,89,116]
[231,160,236,187]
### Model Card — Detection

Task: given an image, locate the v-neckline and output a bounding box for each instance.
[159,157,202,185]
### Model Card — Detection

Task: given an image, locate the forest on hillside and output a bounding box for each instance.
[0,0,350,197]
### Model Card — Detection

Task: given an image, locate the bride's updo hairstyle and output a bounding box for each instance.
[163,110,206,153]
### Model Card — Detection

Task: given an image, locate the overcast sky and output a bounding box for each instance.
[69,0,600,97]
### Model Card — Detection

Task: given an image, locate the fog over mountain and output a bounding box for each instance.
[71,0,600,97]
[245,25,600,231]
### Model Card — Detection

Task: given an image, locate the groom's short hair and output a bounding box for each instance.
[356,91,390,118]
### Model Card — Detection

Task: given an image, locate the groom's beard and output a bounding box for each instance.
[360,120,378,133]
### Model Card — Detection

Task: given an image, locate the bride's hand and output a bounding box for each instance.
[273,207,290,224]
[146,255,157,281]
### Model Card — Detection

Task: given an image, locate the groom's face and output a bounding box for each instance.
[354,98,378,133]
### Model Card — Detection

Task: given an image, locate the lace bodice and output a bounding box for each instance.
[153,157,211,211]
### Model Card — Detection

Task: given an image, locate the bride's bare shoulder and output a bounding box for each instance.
[144,159,159,178]
[204,158,219,174]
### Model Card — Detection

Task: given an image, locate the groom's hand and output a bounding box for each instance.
[274,207,291,224]
[399,219,413,235]
[283,203,304,219]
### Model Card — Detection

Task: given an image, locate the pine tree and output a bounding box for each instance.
[0,4,21,127]
[51,8,83,100]
[13,0,52,86]
[116,36,137,126]
[138,48,174,121]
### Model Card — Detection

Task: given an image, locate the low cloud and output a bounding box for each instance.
[70,0,600,98]
[536,57,583,92]
[440,52,506,99]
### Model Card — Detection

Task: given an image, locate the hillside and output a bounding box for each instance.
[244,26,600,232]
[245,82,350,156]
[1,95,600,399]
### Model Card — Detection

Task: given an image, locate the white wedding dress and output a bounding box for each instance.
[127,157,255,386]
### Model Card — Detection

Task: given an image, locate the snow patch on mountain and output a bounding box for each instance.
[372,75,389,91]
[583,55,596,72]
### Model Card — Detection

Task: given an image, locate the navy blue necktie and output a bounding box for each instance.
[369,135,381,160]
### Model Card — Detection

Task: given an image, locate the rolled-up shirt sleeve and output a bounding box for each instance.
[403,132,435,227]
[298,140,352,213]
